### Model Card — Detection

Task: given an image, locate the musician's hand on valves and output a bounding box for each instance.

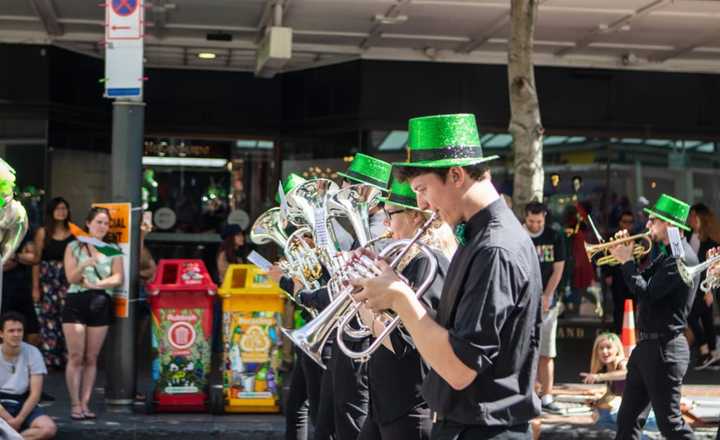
[350,259,414,314]
[609,229,634,265]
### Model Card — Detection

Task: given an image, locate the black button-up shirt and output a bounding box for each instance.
[620,239,698,335]
[422,197,543,426]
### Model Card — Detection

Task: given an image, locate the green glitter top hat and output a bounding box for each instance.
[644,194,691,232]
[276,173,307,203]
[380,178,420,211]
[0,159,17,208]
[337,153,392,191]
[393,113,498,169]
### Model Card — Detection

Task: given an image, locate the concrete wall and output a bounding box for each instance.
[49,149,111,219]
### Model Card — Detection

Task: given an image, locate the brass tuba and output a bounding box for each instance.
[327,183,384,249]
[250,207,289,248]
[286,178,342,274]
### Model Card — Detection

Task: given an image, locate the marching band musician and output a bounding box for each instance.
[352,114,543,440]
[608,194,699,440]
[287,154,395,440]
[316,154,394,440]
[356,178,454,440]
[265,173,326,440]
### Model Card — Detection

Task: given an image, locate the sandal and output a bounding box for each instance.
[71,405,85,421]
[82,409,97,419]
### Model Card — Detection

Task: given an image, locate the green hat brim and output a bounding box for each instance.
[643,207,691,232]
[336,171,389,192]
[392,155,499,169]
[379,197,421,212]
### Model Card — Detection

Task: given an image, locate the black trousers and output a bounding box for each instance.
[314,364,335,440]
[615,336,696,440]
[328,338,370,440]
[300,351,324,426]
[286,358,311,440]
[358,408,432,440]
[430,421,531,440]
[286,350,326,440]
[687,295,716,351]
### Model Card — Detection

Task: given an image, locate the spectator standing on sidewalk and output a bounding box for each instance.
[31,197,74,369]
[524,201,566,414]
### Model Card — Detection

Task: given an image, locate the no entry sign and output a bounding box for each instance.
[104,0,144,98]
[106,0,143,40]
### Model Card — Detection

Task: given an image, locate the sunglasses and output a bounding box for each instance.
[383,208,409,219]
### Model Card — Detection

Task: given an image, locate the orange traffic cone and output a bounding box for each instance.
[621,299,637,358]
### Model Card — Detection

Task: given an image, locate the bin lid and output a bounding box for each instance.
[147,259,218,293]
[218,264,284,297]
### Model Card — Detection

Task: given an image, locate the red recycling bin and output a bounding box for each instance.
[147,259,217,412]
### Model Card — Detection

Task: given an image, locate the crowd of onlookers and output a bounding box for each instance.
[0,195,256,439]
[1,198,130,438]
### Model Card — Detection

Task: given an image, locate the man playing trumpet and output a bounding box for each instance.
[607,194,698,440]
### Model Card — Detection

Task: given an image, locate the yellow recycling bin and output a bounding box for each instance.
[218,264,285,413]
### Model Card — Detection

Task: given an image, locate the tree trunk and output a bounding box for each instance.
[508,0,544,217]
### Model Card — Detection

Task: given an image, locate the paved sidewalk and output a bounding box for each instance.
[37,370,720,439]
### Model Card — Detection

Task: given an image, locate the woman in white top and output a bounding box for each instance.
[63,207,124,420]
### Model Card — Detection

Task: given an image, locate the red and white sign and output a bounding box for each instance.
[168,322,197,351]
[106,0,144,40]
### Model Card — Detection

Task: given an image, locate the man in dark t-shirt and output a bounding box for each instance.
[524,202,565,414]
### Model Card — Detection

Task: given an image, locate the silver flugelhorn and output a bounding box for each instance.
[677,253,720,290]
[335,213,439,362]
[279,230,394,369]
[701,253,720,293]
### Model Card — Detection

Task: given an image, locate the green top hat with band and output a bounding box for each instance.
[644,193,691,232]
[380,178,420,211]
[337,153,392,190]
[276,173,307,203]
[393,113,499,169]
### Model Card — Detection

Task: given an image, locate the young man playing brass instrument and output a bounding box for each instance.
[351,114,543,440]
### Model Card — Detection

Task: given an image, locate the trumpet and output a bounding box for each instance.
[677,253,720,290]
[335,213,439,362]
[585,232,653,266]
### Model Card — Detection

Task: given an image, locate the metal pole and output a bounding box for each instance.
[105,99,145,405]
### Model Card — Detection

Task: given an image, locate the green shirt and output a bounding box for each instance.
[67,240,121,295]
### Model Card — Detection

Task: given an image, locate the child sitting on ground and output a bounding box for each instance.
[580,332,657,434]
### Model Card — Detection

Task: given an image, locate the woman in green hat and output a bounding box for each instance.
[351,113,543,439]
[608,193,698,440]
[356,179,454,440]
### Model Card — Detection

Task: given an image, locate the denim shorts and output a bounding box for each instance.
[1,400,45,431]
